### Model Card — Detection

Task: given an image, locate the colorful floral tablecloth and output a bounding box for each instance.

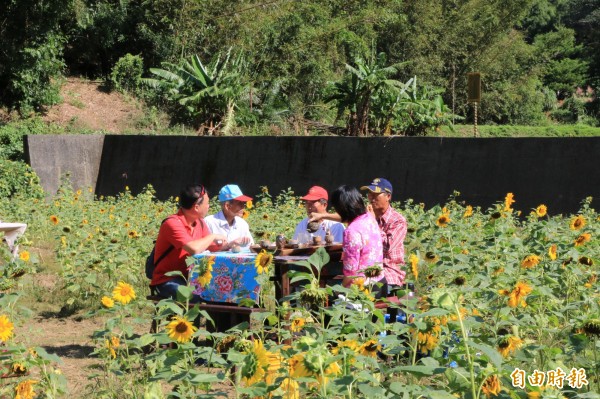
[189,252,259,304]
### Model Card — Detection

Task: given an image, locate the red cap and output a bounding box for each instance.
[301,186,328,201]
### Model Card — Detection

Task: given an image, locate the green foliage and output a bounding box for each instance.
[110,53,144,94]
[0,160,44,200]
[0,118,67,161]
[7,33,66,113]
[144,51,247,133]
[439,124,600,137]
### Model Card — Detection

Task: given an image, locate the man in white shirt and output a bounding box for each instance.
[293,186,345,244]
[205,184,254,250]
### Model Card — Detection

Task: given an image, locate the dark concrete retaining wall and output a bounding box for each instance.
[24,135,105,196]
[89,136,599,215]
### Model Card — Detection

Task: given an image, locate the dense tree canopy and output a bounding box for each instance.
[0,0,598,132]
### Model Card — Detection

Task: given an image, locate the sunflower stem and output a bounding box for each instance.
[455,302,477,399]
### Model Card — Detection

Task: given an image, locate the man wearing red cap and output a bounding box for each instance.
[293,186,345,244]
[205,184,255,250]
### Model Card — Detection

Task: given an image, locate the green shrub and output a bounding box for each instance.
[110,53,144,94]
[0,160,44,199]
[8,33,65,113]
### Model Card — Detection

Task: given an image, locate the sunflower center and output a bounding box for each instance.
[176,322,190,333]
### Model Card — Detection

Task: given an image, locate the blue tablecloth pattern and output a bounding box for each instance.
[190,252,260,304]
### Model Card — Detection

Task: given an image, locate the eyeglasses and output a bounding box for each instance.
[194,185,207,205]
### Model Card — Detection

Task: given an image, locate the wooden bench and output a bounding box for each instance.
[147,295,266,333]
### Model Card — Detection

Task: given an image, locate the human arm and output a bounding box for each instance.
[383,214,408,265]
[309,212,342,223]
[183,234,227,254]
[341,228,364,286]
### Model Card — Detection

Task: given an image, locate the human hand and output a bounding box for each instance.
[366,204,375,218]
[212,235,228,249]
[232,237,251,247]
[308,212,324,222]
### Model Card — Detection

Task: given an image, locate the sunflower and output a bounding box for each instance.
[425,252,439,263]
[105,339,117,358]
[12,362,27,374]
[482,375,501,398]
[548,244,557,260]
[15,379,37,399]
[570,215,586,230]
[101,296,114,308]
[242,210,250,219]
[332,339,359,356]
[112,281,136,304]
[128,230,138,238]
[504,193,515,211]
[497,335,523,357]
[436,213,451,227]
[50,215,59,225]
[502,282,532,308]
[166,316,197,343]
[490,211,502,220]
[281,378,300,399]
[582,319,600,336]
[241,339,269,386]
[584,274,597,288]
[0,314,14,341]
[463,205,473,218]
[197,256,214,287]
[454,276,466,286]
[359,339,381,358]
[579,256,594,266]
[255,250,273,274]
[409,254,419,280]
[290,317,306,333]
[521,255,541,268]
[534,204,547,217]
[574,233,591,247]
[246,200,253,209]
[263,213,269,220]
[362,265,383,278]
[291,350,341,385]
[19,251,30,262]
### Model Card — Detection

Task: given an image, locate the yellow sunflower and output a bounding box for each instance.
[197,256,214,287]
[535,204,547,217]
[504,193,515,211]
[281,378,300,399]
[548,244,557,260]
[290,317,306,333]
[242,209,250,219]
[507,282,533,308]
[332,339,359,356]
[246,200,253,209]
[521,255,541,268]
[241,339,269,386]
[409,254,419,280]
[574,233,591,247]
[50,215,59,225]
[166,316,197,343]
[0,314,15,341]
[359,339,381,358]
[15,379,37,399]
[570,215,586,230]
[579,256,594,266]
[12,362,27,374]
[291,350,341,386]
[128,230,138,238]
[255,250,273,274]
[497,335,523,357]
[463,205,473,218]
[112,281,136,304]
[19,251,30,262]
[436,213,451,227]
[101,296,114,308]
[482,375,501,398]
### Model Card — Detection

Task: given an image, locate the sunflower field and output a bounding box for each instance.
[0,182,598,399]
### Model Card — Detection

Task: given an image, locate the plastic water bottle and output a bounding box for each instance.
[396,310,407,323]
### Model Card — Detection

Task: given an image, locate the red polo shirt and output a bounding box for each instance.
[150,210,211,286]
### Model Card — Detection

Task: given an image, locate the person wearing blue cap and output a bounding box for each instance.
[360,178,408,292]
[205,184,255,250]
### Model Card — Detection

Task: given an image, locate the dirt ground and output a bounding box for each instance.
[16,315,100,395]
[42,78,144,133]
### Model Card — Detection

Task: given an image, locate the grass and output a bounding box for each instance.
[438,124,600,137]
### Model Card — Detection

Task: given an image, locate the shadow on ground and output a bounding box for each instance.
[42,344,95,359]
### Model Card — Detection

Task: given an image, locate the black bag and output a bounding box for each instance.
[145,218,174,280]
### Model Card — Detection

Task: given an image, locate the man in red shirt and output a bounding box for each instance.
[151,184,227,302]
[360,178,408,292]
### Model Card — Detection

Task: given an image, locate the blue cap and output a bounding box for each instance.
[218,184,252,202]
[360,178,393,194]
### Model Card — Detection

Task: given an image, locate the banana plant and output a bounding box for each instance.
[143,49,246,134]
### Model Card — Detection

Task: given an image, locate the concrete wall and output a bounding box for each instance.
[92,136,600,215]
[24,135,105,196]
